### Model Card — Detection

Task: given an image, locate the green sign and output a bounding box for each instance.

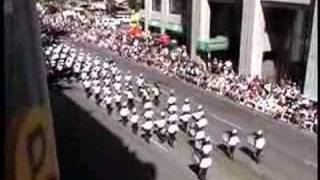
[165,22,183,34]
[148,19,162,28]
[197,36,229,52]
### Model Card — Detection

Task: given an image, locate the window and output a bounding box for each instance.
[170,0,182,14]
[141,0,145,9]
[152,0,161,12]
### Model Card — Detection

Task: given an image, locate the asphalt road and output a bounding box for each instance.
[51,40,317,180]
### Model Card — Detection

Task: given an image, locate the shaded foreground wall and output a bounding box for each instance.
[4,0,60,179]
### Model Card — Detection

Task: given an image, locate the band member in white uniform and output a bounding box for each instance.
[130,108,140,134]
[119,102,130,126]
[198,155,212,180]
[151,83,161,106]
[226,129,240,160]
[114,91,122,112]
[167,90,177,110]
[180,98,192,132]
[141,113,154,143]
[136,74,145,95]
[124,70,132,84]
[192,105,205,121]
[154,112,167,143]
[105,91,113,115]
[125,87,135,110]
[167,109,179,147]
[253,130,266,164]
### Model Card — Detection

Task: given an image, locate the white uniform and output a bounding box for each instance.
[142,121,153,130]
[255,137,266,149]
[114,94,122,103]
[144,101,153,110]
[137,77,144,87]
[228,135,240,146]
[202,144,213,155]
[194,130,206,140]
[168,124,179,134]
[180,114,192,122]
[168,114,178,123]
[115,75,122,82]
[144,110,154,119]
[114,82,122,91]
[120,107,130,117]
[182,103,191,113]
[196,118,208,129]
[130,114,139,124]
[154,119,166,129]
[168,104,178,113]
[193,110,204,120]
[199,157,212,169]
[125,74,132,82]
[105,95,112,105]
[126,91,134,100]
[83,80,91,89]
[167,96,177,105]
[93,85,101,95]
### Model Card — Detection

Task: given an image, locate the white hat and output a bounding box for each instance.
[232,129,238,134]
[198,105,203,110]
[170,90,175,94]
[132,108,137,113]
[257,130,263,135]
[185,98,190,103]
[161,112,165,117]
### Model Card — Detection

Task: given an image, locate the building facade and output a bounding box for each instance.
[140,0,318,101]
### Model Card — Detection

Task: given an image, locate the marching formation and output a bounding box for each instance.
[43,40,267,180]
[38,3,318,135]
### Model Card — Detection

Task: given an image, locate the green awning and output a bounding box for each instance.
[148,19,162,28]
[197,36,229,52]
[165,23,183,34]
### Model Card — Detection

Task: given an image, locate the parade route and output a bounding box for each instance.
[50,41,317,180]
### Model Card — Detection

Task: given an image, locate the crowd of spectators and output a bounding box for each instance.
[37,3,318,133]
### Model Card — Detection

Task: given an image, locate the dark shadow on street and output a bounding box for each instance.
[239,146,255,161]
[217,143,229,158]
[50,90,157,180]
[188,164,199,177]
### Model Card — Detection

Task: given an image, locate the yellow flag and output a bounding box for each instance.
[130,12,140,27]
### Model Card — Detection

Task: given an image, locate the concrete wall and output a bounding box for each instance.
[190,0,211,58]
[304,0,318,101]
[238,0,270,77]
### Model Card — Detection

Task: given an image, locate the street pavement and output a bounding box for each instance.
[51,40,317,180]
